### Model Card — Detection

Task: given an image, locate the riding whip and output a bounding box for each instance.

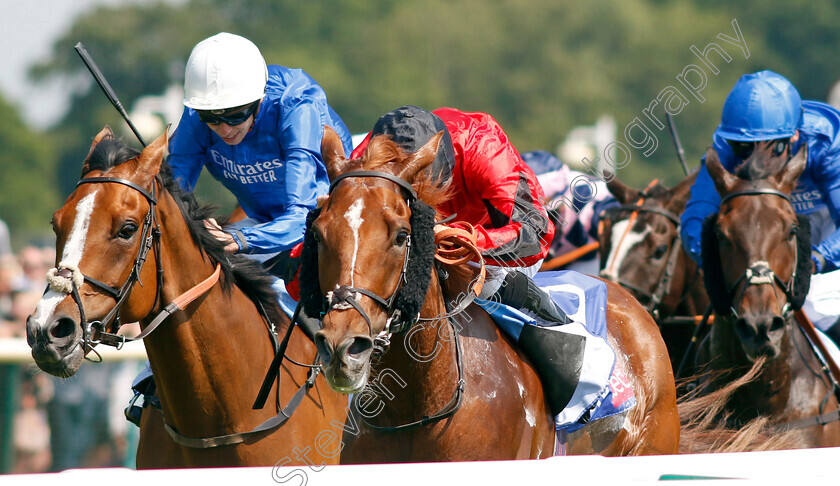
[666,113,689,176]
[74,42,148,147]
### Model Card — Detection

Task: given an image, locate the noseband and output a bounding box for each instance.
[324,171,421,355]
[51,176,163,357]
[718,188,799,319]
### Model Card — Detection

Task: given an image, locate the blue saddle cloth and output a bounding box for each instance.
[475,270,636,433]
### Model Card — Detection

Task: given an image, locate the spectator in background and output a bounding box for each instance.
[522,150,616,275]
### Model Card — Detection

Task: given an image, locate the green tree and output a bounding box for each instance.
[0,94,58,247]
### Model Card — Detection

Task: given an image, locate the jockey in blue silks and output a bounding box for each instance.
[680,70,840,348]
[125,32,352,426]
[169,32,352,266]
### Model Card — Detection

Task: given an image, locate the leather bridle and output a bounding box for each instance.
[55,175,164,358]
[600,201,691,319]
[717,188,799,320]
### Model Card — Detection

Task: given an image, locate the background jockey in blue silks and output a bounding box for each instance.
[125,32,352,425]
[680,70,840,348]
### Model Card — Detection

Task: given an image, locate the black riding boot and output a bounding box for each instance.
[826,320,840,349]
[495,272,582,416]
[496,271,572,324]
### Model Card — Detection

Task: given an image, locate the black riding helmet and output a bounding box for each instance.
[370,105,456,184]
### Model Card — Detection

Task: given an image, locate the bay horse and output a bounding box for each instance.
[25,127,348,467]
[302,127,680,462]
[598,173,710,375]
[697,141,840,447]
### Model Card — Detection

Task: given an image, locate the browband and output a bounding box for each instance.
[330,170,418,201]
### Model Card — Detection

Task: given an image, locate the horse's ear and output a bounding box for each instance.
[398,131,443,182]
[668,169,699,210]
[135,126,169,176]
[605,175,639,204]
[322,125,350,180]
[704,146,738,196]
[775,144,807,194]
[81,126,115,176]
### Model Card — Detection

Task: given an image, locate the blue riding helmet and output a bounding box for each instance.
[716,70,803,142]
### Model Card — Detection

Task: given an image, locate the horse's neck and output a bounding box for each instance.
[145,197,274,429]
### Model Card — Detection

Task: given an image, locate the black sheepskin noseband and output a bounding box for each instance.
[702,213,811,316]
[299,198,437,334]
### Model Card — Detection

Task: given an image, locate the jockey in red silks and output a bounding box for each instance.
[351,106,566,322]
[352,106,592,413]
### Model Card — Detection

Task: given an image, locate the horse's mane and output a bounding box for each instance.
[83,138,284,326]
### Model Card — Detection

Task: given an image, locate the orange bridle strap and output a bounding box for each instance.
[434,222,486,297]
[605,179,659,276]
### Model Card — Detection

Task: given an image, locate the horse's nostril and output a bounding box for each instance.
[734,318,755,340]
[50,317,76,339]
[315,333,333,365]
[348,337,372,357]
[769,316,786,333]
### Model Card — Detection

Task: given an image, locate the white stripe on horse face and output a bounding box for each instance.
[31,191,98,328]
[603,219,650,280]
[344,198,365,287]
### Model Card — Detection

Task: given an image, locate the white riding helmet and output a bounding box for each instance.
[183,32,268,111]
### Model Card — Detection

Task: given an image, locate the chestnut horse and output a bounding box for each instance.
[598,174,710,374]
[25,128,348,467]
[697,141,840,446]
[302,127,680,462]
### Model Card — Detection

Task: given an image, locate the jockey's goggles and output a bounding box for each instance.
[726,137,789,160]
[197,100,260,126]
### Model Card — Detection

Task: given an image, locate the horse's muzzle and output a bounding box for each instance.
[315,329,375,393]
[26,313,84,377]
[734,313,786,360]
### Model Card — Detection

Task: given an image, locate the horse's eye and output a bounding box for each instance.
[652,244,668,259]
[311,230,322,243]
[117,223,138,240]
[715,228,728,246]
[788,225,798,241]
[395,230,409,247]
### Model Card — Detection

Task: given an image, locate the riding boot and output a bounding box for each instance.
[496,271,572,325]
[124,363,155,427]
[517,323,586,416]
[826,320,840,349]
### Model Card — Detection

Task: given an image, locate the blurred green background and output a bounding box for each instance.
[4,0,840,249]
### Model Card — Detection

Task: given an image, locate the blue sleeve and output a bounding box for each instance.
[810,139,840,272]
[235,87,334,254]
[167,108,209,192]
[680,160,721,265]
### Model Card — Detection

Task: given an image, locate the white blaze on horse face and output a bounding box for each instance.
[31,191,98,327]
[603,220,650,280]
[344,198,365,286]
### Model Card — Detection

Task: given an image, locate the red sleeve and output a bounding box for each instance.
[434,108,554,267]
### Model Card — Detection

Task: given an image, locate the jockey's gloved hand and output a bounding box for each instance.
[811,250,826,274]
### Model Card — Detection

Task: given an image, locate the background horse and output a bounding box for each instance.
[598,173,709,374]
[25,127,348,467]
[697,141,840,447]
[303,127,680,462]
